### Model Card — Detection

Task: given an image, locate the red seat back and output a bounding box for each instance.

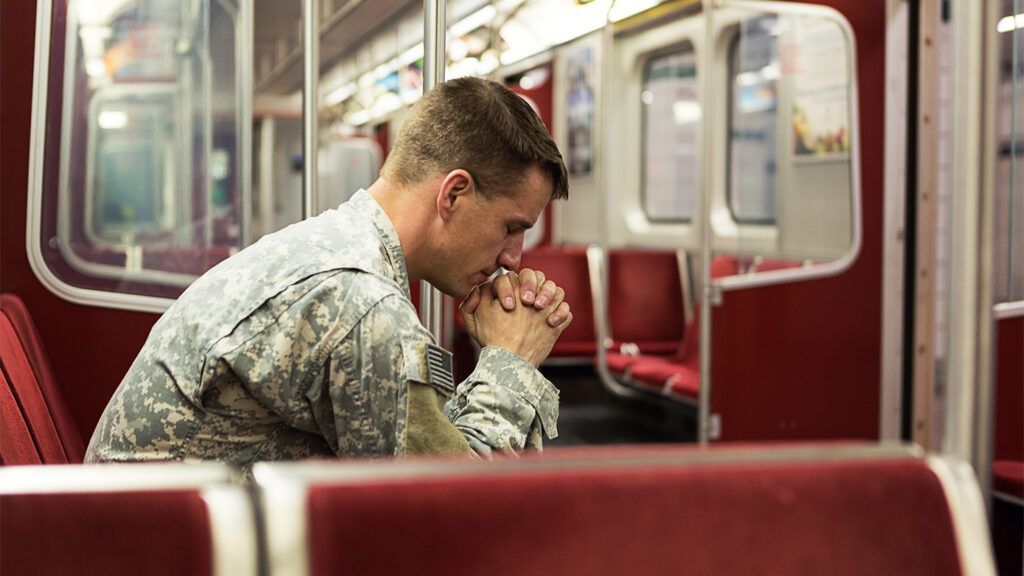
[608,249,684,353]
[0,464,255,576]
[259,445,981,576]
[2,490,214,575]
[0,294,85,464]
[520,246,596,357]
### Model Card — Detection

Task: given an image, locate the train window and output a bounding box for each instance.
[715,7,857,268]
[641,43,700,222]
[31,0,251,306]
[994,0,1024,304]
[727,17,778,224]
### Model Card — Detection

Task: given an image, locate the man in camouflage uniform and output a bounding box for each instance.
[86,77,572,478]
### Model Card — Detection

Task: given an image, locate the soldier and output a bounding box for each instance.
[85,77,572,479]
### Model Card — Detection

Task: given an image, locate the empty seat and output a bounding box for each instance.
[519,246,597,360]
[0,464,256,576]
[603,255,737,401]
[607,248,685,356]
[255,443,993,576]
[0,294,85,465]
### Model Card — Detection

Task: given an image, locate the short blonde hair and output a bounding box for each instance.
[382,77,568,200]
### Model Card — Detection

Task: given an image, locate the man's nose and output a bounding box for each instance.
[498,238,523,271]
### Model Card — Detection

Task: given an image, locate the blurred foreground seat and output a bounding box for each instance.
[255,443,995,576]
[0,464,257,576]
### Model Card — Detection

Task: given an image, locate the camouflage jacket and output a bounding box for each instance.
[85,190,559,476]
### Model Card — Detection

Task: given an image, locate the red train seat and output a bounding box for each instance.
[607,248,685,355]
[519,246,597,360]
[0,464,257,576]
[603,255,738,401]
[0,294,84,464]
[255,444,993,576]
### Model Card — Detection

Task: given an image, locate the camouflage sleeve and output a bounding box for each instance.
[443,346,560,456]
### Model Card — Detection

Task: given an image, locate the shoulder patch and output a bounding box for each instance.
[400,340,456,397]
[425,344,455,396]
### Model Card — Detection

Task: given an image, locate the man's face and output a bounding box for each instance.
[428,166,552,297]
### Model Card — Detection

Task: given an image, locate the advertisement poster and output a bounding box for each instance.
[787,18,850,156]
[566,46,595,177]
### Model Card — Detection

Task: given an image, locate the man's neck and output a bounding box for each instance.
[367,177,434,284]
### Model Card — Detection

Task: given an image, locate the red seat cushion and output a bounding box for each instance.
[993,460,1024,500]
[606,352,637,376]
[628,358,700,398]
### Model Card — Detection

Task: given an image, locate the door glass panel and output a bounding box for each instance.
[995,0,1024,303]
[715,8,856,277]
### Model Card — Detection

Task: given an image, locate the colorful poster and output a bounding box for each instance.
[787,17,850,156]
[566,46,595,177]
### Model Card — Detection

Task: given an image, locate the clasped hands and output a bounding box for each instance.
[459,269,573,367]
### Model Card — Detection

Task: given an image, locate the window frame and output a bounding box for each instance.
[27,0,253,313]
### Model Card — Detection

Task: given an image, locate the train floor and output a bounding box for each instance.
[541,365,696,447]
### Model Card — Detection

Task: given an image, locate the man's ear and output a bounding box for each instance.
[436,169,477,223]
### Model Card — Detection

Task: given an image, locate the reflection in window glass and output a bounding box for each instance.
[728,17,778,223]
[995,0,1024,303]
[641,44,700,222]
[38,0,247,299]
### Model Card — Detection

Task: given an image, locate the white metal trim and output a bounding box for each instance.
[419,0,446,346]
[880,0,910,441]
[712,0,863,293]
[991,490,1024,507]
[238,0,254,248]
[203,485,259,576]
[926,456,998,576]
[587,244,646,400]
[254,472,310,576]
[26,0,188,314]
[993,300,1024,319]
[302,0,319,221]
[0,463,236,494]
[253,443,921,486]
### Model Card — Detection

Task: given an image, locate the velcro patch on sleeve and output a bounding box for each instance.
[425,343,456,396]
[401,340,456,396]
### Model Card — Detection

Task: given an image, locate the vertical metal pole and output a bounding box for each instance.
[239,0,254,246]
[420,0,445,342]
[945,0,996,505]
[302,0,319,219]
[697,0,718,445]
